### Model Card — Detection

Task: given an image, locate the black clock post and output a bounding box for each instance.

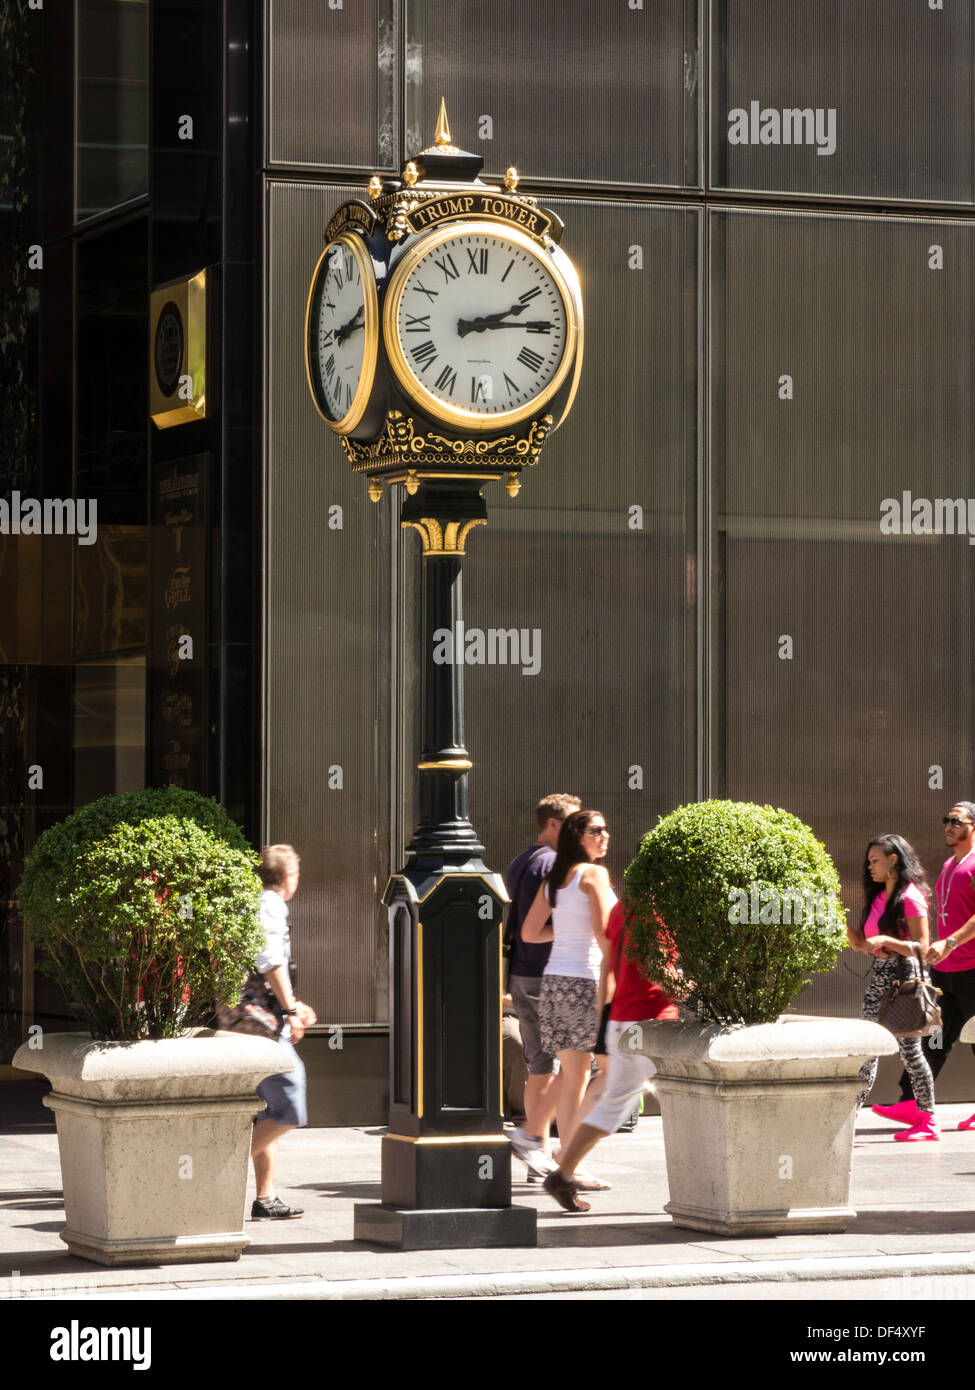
[352,476,535,1249]
[304,106,583,1250]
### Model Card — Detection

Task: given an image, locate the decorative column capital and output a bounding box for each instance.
[400,477,490,558]
[402,516,486,556]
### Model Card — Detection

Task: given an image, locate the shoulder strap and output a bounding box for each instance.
[504,849,545,947]
[907,940,933,981]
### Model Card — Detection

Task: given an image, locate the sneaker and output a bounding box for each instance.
[251,1195,303,1220]
[894,1114,940,1143]
[958,1113,975,1131]
[508,1128,558,1177]
[871,1099,918,1126]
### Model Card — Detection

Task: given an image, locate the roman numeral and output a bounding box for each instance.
[471,377,489,403]
[526,321,552,334]
[466,247,488,275]
[434,253,460,282]
[503,372,519,397]
[324,298,335,310]
[335,269,343,291]
[410,340,438,369]
[322,330,334,347]
[518,286,541,304]
[345,382,353,409]
[414,280,438,302]
[517,346,544,372]
[500,258,515,283]
[344,254,354,281]
[405,314,430,333]
[324,353,335,379]
[434,364,458,396]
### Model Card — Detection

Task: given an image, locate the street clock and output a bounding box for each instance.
[304,102,583,500]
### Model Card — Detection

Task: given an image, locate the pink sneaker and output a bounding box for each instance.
[958,1113,975,1131]
[871,1099,918,1126]
[894,1113,941,1142]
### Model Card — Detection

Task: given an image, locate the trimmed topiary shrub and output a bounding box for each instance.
[623,800,847,1026]
[18,790,262,1040]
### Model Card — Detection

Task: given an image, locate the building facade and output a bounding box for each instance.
[4,1,975,1119]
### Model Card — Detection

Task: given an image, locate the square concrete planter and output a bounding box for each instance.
[620,1015,897,1237]
[13,1029,293,1266]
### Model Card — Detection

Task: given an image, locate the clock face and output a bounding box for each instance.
[305,231,378,433]
[154,302,184,398]
[384,221,578,431]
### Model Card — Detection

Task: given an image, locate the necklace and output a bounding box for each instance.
[938,849,974,929]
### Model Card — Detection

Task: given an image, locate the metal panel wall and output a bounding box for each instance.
[711,0,975,204]
[261,6,975,1046]
[264,182,387,1027]
[711,208,975,1015]
[405,0,700,189]
[266,0,398,170]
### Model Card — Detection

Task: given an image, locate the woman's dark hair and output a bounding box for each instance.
[854,834,930,947]
[546,809,602,907]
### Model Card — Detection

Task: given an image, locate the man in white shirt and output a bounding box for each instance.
[250,844,317,1219]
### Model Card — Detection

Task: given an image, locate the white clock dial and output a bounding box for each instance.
[305,232,378,433]
[384,221,578,431]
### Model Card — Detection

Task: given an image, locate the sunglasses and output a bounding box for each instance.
[585,826,610,837]
[943,817,974,828]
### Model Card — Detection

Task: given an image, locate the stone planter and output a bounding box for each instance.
[620,1014,897,1237]
[13,1029,293,1266]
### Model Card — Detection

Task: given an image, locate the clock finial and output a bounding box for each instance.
[434,99,452,148]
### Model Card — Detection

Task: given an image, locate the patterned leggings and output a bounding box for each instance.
[857,957,935,1114]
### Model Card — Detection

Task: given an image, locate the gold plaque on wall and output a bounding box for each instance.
[150,270,209,428]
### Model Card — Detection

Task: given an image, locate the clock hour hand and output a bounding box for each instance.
[335,306,364,345]
[456,302,528,338]
[457,319,552,335]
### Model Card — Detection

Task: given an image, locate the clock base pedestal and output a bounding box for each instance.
[353,1203,537,1252]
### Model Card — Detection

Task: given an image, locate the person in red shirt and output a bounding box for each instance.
[543,899,677,1213]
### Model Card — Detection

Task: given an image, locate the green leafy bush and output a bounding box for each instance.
[18,790,262,1040]
[623,800,847,1026]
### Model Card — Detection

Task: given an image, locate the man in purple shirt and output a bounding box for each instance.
[504,793,580,1176]
[876,803,975,1128]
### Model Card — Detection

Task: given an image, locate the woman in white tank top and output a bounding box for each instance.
[522,810,618,1156]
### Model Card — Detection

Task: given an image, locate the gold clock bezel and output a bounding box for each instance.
[304,230,379,435]
[383,220,579,433]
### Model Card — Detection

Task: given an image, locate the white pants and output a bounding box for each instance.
[586,1020,657,1135]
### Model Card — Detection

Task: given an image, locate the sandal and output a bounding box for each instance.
[573,1175,612,1191]
[543,1170,591,1213]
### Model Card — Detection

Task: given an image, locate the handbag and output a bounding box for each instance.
[216,970,284,1039]
[876,942,943,1039]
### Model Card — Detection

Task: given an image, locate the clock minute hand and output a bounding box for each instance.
[456,302,528,338]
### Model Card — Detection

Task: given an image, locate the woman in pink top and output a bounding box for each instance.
[847,834,938,1142]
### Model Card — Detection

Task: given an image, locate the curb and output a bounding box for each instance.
[33,1248,975,1300]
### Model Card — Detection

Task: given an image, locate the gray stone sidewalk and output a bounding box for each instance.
[3,1103,975,1299]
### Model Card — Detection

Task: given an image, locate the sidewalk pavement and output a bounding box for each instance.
[3,1100,975,1300]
